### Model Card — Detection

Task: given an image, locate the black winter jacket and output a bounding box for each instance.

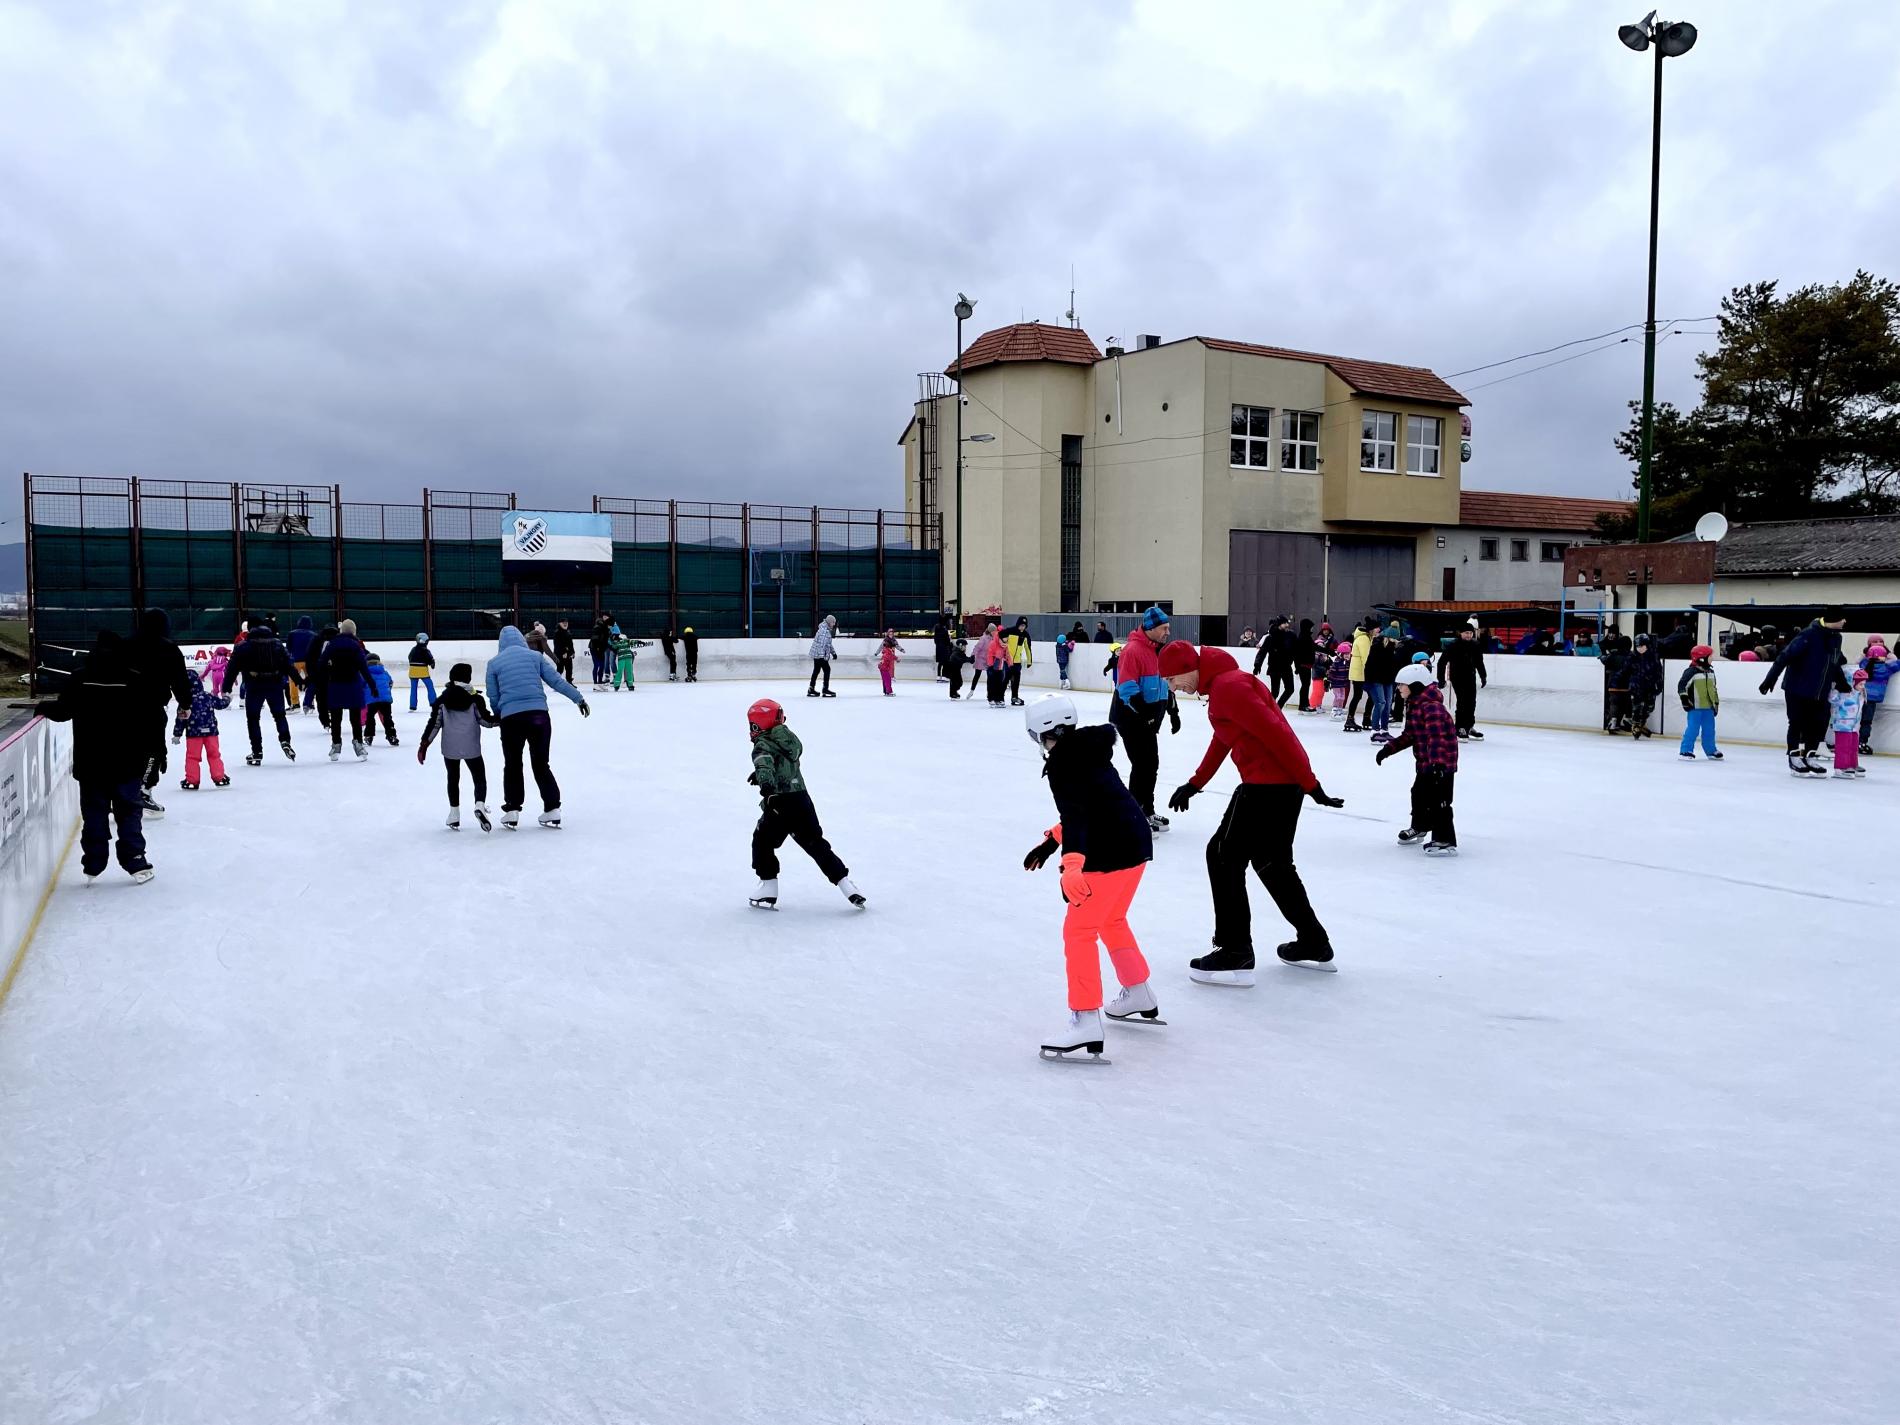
[1763,621,1850,700]
[1364,638,1404,684]
[38,633,152,785]
[1044,724,1153,874]
[225,631,293,689]
[128,610,192,716]
[1437,639,1488,685]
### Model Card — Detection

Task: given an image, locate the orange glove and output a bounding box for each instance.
[1059,853,1090,905]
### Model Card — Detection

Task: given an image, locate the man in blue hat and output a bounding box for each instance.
[1112,605,1176,831]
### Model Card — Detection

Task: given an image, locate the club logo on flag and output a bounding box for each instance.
[511,516,550,557]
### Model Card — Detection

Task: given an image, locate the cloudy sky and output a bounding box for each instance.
[2,0,1897,532]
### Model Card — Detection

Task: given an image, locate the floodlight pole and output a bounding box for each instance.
[1636,37,1664,549]
[953,303,966,620]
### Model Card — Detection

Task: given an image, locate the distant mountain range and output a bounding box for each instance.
[0,542,21,593]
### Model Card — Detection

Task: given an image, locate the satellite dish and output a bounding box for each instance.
[1694,511,1729,543]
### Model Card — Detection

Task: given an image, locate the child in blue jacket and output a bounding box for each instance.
[363,653,400,747]
[171,665,233,790]
[1860,639,1896,752]
[1054,634,1073,690]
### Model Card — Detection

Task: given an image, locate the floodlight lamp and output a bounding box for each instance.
[954,294,975,320]
[1618,23,1651,50]
[1657,20,1697,56]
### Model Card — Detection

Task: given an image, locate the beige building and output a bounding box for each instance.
[1428,491,1632,603]
[901,322,1478,641]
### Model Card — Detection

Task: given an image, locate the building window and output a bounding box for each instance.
[1405,415,1442,475]
[1541,541,1568,562]
[1360,410,1397,471]
[1279,410,1320,471]
[1230,405,1274,468]
[1510,539,1529,562]
[1479,538,1499,561]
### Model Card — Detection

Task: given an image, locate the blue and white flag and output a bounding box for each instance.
[502,511,613,583]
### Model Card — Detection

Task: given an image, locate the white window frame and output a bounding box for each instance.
[1279,410,1320,472]
[1360,410,1397,471]
[1479,538,1499,562]
[1405,415,1443,476]
[1230,404,1276,470]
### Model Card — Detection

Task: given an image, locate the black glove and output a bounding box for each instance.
[578,700,592,718]
[1758,680,1773,696]
[1307,782,1345,809]
[1023,835,1058,872]
[1168,700,1182,735]
[1679,696,1694,713]
[747,771,759,786]
[1374,744,1394,765]
[1167,782,1200,813]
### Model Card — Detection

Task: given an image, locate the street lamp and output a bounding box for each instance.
[1619,11,1698,550]
[952,293,975,618]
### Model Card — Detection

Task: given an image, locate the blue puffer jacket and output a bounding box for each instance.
[365,663,394,704]
[1860,653,1897,703]
[485,625,584,718]
[172,668,230,738]
[286,615,317,663]
[1763,621,1849,700]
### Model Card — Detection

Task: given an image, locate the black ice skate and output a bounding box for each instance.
[139,791,165,819]
[1189,945,1255,987]
[180,779,199,791]
[1276,939,1338,972]
[212,775,230,787]
[280,739,296,761]
[1397,827,1428,846]
[245,753,263,767]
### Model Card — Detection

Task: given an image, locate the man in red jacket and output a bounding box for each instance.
[1159,640,1343,981]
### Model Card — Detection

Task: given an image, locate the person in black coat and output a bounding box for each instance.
[1435,625,1489,739]
[302,623,337,717]
[1022,702,1158,1047]
[126,608,193,808]
[1762,611,1851,772]
[1253,617,1297,706]
[661,628,680,681]
[1626,634,1665,738]
[681,626,700,682]
[1093,621,1113,644]
[223,620,298,763]
[589,618,612,686]
[552,619,577,684]
[35,631,156,881]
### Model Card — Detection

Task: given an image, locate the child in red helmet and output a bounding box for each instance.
[745,698,864,909]
[1676,644,1723,761]
[1158,639,1344,981]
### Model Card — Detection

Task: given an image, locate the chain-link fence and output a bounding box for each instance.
[25,475,941,687]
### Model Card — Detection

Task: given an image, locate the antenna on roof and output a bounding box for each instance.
[1066,266,1077,329]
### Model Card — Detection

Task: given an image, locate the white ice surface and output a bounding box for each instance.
[3,678,1897,1425]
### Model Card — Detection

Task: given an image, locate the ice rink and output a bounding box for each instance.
[4,673,1897,1424]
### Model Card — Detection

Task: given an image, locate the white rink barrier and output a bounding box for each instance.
[363,638,1869,751]
[1,717,78,994]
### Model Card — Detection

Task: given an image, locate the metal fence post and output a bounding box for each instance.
[740,503,752,638]
[330,485,344,623]
[875,510,886,631]
[810,506,821,631]
[129,476,146,623]
[667,499,679,633]
[230,482,246,620]
[22,471,36,691]
[591,495,604,626]
[421,488,435,635]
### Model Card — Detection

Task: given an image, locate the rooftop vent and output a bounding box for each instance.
[1137,334,1162,350]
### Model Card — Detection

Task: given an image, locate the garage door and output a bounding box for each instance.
[1228,531,1416,632]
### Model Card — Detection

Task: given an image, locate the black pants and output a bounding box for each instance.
[1785,692,1828,753]
[1267,662,1295,706]
[1605,689,1630,730]
[445,755,488,807]
[686,649,697,679]
[948,667,965,699]
[985,667,1007,704]
[752,790,848,883]
[1347,681,1367,723]
[591,651,609,683]
[500,710,559,812]
[1449,675,1478,733]
[326,705,363,745]
[243,681,293,756]
[1006,663,1023,700]
[1207,783,1328,954]
[664,648,678,677]
[364,701,397,742]
[1630,691,1657,733]
[556,651,576,683]
[968,664,983,697]
[79,777,147,876]
[1409,767,1457,846]
[1112,703,1160,815]
[809,658,832,694]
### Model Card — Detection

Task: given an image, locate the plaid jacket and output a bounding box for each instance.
[1386,683,1459,770]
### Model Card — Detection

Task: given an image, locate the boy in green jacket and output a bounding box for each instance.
[746,698,865,910]
[1677,643,1724,760]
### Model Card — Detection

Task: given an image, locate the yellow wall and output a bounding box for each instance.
[1319,370,1461,526]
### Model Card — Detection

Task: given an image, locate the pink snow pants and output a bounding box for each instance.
[1062,864,1150,1011]
[879,666,895,694]
[185,735,226,785]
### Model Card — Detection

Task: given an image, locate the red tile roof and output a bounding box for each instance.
[1198,337,1468,407]
[950,322,1103,377]
[1458,490,1633,532]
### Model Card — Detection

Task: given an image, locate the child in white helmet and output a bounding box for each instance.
[1022,694,1158,1063]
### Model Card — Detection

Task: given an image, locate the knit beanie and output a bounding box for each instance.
[1157,641,1199,678]
[1141,605,1170,631]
